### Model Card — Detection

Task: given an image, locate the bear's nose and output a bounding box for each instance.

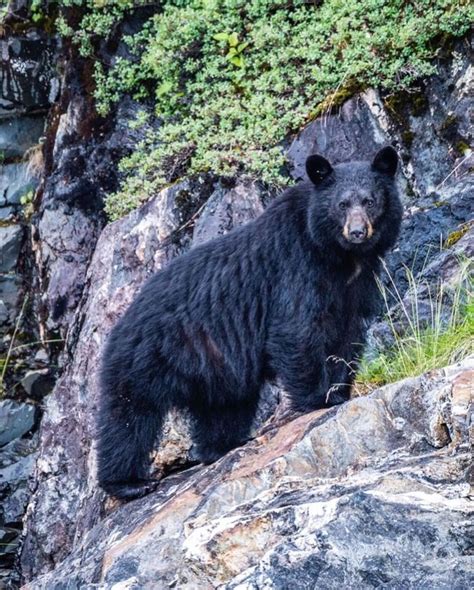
[350,228,367,240]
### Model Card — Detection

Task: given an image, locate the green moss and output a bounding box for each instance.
[456,140,471,155]
[384,88,428,125]
[401,130,415,148]
[308,79,364,122]
[410,92,429,117]
[438,114,472,155]
[440,113,458,131]
[444,222,472,248]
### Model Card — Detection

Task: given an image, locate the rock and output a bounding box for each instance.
[0,301,8,324]
[193,179,266,245]
[21,358,473,588]
[21,177,270,580]
[0,32,59,587]
[0,116,45,158]
[33,95,159,336]
[33,349,49,364]
[396,46,473,195]
[0,34,59,117]
[0,206,15,221]
[0,525,20,573]
[0,427,39,587]
[0,163,36,206]
[367,223,473,354]
[0,224,23,272]
[21,370,54,399]
[0,273,21,316]
[0,435,39,523]
[0,400,35,447]
[0,275,21,323]
[286,42,473,291]
[387,178,473,293]
[287,93,387,180]
[34,204,104,334]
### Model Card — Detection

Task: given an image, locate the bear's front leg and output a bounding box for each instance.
[326,319,367,404]
[267,331,335,412]
[188,395,259,464]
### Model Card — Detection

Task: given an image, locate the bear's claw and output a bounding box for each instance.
[102,479,160,500]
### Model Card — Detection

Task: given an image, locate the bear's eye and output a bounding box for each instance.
[338,202,349,211]
[365,198,375,208]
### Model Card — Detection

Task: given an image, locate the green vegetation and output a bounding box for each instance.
[56,0,141,56]
[356,260,473,391]
[56,0,472,219]
[444,221,472,248]
[20,189,35,220]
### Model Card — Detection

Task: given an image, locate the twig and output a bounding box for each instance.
[435,153,471,190]
[1,296,29,395]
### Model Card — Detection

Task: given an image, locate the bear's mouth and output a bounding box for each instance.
[345,231,368,244]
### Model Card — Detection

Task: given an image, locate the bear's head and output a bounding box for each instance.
[305,146,402,255]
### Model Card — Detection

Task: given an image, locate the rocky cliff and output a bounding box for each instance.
[23,357,473,589]
[0,4,472,588]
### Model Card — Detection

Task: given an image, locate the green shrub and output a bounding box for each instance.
[58,0,472,219]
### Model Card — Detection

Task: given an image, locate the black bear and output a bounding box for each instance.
[97,146,402,499]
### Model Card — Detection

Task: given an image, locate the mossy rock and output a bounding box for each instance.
[444,223,472,248]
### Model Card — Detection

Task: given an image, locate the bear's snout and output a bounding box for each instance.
[343,207,373,244]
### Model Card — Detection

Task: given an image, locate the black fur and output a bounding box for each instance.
[97,147,403,499]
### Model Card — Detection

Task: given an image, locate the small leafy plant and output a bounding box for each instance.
[213,32,249,68]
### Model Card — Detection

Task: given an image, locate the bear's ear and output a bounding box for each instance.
[305,154,333,184]
[372,146,398,177]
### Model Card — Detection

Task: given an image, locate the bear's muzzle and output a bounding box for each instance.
[343,206,373,244]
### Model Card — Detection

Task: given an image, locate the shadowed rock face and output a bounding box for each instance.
[22,357,472,589]
[0,25,60,586]
[0,34,58,116]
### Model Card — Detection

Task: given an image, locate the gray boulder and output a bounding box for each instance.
[0,400,35,447]
[0,116,44,158]
[0,435,39,586]
[0,163,36,206]
[0,224,23,273]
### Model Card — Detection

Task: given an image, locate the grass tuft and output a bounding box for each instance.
[355,258,473,392]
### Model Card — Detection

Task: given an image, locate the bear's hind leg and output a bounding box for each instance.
[97,391,165,500]
[189,397,258,464]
